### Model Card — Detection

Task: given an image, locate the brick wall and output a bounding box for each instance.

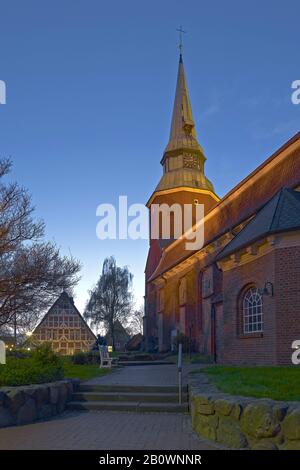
[221,251,277,365]
[275,246,300,365]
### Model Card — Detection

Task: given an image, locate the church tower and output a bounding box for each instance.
[144,51,219,349]
[146,53,219,244]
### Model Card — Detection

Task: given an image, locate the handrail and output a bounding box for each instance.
[178,343,182,404]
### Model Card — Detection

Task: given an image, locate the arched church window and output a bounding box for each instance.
[243,287,263,333]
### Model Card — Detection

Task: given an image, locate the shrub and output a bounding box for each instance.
[71,352,87,365]
[0,344,64,386]
[0,357,64,386]
[71,350,99,365]
[32,343,62,367]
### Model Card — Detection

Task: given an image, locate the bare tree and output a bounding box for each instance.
[127,306,144,336]
[0,159,81,334]
[84,256,133,349]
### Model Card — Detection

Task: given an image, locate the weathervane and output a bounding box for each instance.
[176,25,186,54]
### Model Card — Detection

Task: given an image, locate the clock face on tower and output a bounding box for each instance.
[183,154,200,170]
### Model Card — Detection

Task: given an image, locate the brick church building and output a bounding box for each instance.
[144,53,300,365]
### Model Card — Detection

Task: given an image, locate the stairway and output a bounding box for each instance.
[67,384,189,413]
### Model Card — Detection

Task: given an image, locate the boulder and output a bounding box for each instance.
[38,404,53,420]
[273,404,289,422]
[217,417,248,449]
[65,381,73,400]
[49,385,60,404]
[35,386,49,409]
[194,413,218,441]
[280,440,300,450]
[24,386,38,401]
[5,389,25,414]
[252,440,278,450]
[214,398,234,416]
[192,394,211,406]
[230,402,243,421]
[0,391,6,406]
[0,406,14,427]
[51,404,58,415]
[281,409,300,440]
[57,383,68,413]
[241,402,280,438]
[190,401,198,427]
[197,403,215,415]
[17,398,37,425]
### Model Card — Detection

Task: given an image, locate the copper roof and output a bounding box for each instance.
[152,54,216,195]
[164,54,203,154]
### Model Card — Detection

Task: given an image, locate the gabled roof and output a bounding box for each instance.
[217,188,300,259]
[32,292,97,340]
[105,320,130,342]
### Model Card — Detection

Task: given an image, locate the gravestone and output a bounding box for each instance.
[0,340,6,364]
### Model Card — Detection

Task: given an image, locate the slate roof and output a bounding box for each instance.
[217,188,300,260]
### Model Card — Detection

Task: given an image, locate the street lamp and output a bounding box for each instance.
[259,281,274,297]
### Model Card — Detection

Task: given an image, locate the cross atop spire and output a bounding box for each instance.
[176,25,186,58]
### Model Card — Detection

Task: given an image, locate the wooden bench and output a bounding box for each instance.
[98,345,113,368]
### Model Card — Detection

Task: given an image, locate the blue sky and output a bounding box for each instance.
[0,0,299,314]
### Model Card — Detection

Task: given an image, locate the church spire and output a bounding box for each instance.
[153,53,216,195]
[164,54,204,155]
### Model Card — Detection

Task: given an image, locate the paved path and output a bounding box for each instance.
[0,410,218,450]
[0,364,219,450]
[84,363,202,386]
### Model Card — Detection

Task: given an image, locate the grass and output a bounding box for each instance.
[198,366,300,401]
[62,357,112,381]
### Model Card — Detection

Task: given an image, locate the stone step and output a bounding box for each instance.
[73,391,188,403]
[79,384,188,394]
[67,400,189,413]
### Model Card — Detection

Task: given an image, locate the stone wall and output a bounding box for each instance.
[0,379,79,428]
[190,373,300,450]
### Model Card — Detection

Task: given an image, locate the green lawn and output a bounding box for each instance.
[199,366,300,401]
[62,357,112,381]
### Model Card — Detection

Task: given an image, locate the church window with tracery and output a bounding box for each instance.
[243,287,263,333]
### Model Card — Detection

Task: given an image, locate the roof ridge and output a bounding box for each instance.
[271,188,300,231]
[269,188,285,231]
